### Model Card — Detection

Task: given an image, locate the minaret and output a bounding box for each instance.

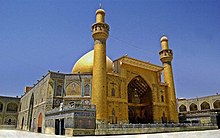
[91,7,109,123]
[159,35,178,123]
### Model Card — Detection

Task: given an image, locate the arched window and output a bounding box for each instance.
[213,100,220,109]
[84,84,90,96]
[6,103,18,113]
[201,102,210,110]
[161,95,164,102]
[189,103,198,111]
[0,102,3,112]
[56,85,62,96]
[111,88,115,96]
[179,104,187,112]
[112,108,115,116]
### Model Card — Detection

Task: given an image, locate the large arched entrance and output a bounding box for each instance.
[128,76,153,124]
[37,113,42,133]
[27,94,34,131]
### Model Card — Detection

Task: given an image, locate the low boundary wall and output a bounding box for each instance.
[95,123,218,135]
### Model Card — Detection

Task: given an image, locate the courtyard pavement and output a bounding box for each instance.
[0,129,219,138]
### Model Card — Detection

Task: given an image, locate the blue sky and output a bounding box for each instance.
[0,0,219,98]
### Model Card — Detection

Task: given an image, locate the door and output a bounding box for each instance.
[55,119,60,135]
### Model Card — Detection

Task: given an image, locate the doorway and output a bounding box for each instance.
[37,113,42,133]
[55,119,65,135]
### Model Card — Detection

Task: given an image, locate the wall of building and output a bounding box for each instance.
[106,73,128,124]
[178,94,220,112]
[178,94,220,124]
[17,73,50,133]
[0,96,20,128]
[17,72,93,134]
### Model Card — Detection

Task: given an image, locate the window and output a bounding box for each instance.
[6,103,18,113]
[111,88,115,96]
[84,84,90,96]
[56,85,62,96]
[112,108,115,116]
[8,119,11,125]
[161,95,164,102]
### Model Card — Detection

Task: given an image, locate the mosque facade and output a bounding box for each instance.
[17,7,179,133]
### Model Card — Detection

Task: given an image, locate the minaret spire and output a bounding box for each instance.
[99,3,102,9]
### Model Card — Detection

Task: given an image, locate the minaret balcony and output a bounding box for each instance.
[159,49,173,62]
[92,23,109,40]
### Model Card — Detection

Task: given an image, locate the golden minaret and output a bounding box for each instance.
[91,6,109,123]
[159,35,179,122]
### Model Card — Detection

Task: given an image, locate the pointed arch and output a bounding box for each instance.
[189,103,198,111]
[179,104,187,112]
[6,102,18,113]
[213,100,220,109]
[201,101,210,110]
[128,75,153,124]
[27,94,34,131]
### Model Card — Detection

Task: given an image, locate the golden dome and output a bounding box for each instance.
[72,50,113,74]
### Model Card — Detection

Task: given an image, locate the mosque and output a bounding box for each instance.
[17,7,179,133]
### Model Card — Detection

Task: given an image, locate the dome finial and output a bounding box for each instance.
[99,3,102,9]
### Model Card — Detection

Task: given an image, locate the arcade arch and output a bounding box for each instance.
[189,103,198,111]
[179,104,187,112]
[213,100,220,109]
[6,102,18,113]
[201,101,210,110]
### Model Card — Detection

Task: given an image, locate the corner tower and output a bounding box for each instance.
[91,7,109,123]
[159,35,178,122]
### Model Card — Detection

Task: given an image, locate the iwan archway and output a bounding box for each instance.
[128,76,153,124]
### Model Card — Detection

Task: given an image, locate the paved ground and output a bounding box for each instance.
[0,129,219,138]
